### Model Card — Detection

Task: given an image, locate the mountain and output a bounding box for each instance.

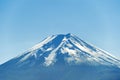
[0,33,120,80]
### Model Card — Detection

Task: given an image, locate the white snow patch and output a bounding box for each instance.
[62,37,67,42]
[46,47,53,51]
[66,43,73,48]
[63,47,77,56]
[19,50,38,62]
[44,37,66,66]
[70,38,98,56]
[62,47,81,63]
[44,52,56,66]
[30,36,56,51]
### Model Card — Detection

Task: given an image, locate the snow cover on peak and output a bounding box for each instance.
[44,37,66,66]
[29,33,72,51]
[8,33,120,67]
[30,35,56,51]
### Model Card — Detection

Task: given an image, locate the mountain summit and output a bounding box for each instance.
[0,33,120,80]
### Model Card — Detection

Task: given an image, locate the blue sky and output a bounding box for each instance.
[0,0,120,64]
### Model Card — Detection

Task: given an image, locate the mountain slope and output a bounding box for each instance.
[0,33,120,80]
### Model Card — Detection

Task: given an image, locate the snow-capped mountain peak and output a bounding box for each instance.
[30,33,72,51]
[1,33,120,80]
[2,33,120,67]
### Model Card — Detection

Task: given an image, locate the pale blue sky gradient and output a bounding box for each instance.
[0,0,120,64]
